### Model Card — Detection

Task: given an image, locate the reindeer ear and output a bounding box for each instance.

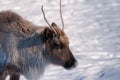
[44,27,53,39]
[51,22,58,27]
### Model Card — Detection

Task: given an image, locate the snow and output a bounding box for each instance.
[0,0,120,80]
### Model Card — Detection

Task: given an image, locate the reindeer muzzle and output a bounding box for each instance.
[63,58,78,70]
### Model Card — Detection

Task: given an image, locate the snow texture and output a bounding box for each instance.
[0,0,119,80]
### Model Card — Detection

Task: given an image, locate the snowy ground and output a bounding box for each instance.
[0,0,120,80]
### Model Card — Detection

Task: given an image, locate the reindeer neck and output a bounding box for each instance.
[17,29,46,50]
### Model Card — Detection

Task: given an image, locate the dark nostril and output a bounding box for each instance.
[73,60,78,68]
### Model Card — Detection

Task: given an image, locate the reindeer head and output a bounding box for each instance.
[40,1,77,69]
[42,23,77,70]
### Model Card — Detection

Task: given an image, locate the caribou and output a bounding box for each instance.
[0,1,77,80]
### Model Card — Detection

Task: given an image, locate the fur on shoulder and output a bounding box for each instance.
[0,10,38,37]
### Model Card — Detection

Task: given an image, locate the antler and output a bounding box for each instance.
[60,0,64,30]
[41,5,57,34]
[41,5,51,28]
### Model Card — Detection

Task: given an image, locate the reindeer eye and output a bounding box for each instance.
[54,43,60,46]
[54,42,61,48]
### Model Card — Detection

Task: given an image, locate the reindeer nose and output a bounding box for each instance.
[73,60,78,68]
[71,59,78,69]
[63,59,78,70]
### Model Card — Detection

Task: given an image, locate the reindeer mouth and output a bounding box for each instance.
[63,59,78,70]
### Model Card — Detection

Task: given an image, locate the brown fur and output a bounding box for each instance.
[0,11,77,80]
[0,11,37,35]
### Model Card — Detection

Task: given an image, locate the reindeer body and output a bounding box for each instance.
[0,11,77,80]
[0,11,48,80]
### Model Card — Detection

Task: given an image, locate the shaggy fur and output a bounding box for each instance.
[0,11,77,80]
[0,11,48,80]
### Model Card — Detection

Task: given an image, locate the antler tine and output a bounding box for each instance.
[41,5,51,29]
[41,5,57,34]
[60,0,65,30]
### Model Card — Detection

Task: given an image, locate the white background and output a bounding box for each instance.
[0,0,120,80]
